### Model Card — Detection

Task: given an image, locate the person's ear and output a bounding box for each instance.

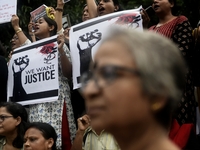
[49,25,55,32]
[15,116,21,126]
[114,5,119,12]
[150,96,167,112]
[47,138,54,149]
[170,1,174,8]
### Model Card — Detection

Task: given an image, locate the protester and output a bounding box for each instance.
[0,43,8,102]
[0,102,28,150]
[11,2,76,149]
[149,1,196,147]
[82,5,91,22]
[81,27,186,150]
[24,122,57,150]
[71,114,119,150]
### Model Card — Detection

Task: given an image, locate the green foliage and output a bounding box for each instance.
[0,0,199,55]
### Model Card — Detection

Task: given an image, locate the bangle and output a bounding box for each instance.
[55,7,63,12]
[15,28,22,34]
[29,33,35,36]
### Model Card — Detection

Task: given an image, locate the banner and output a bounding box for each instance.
[7,36,59,105]
[70,7,143,89]
[0,0,17,24]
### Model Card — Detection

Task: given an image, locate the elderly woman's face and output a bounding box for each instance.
[82,40,151,131]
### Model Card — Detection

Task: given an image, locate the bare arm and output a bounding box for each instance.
[71,115,90,150]
[86,0,98,19]
[11,15,28,45]
[57,34,72,79]
[55,0,64,32]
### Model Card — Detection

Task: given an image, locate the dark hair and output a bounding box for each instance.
[26,122,57,150]
[43,16,57,36]
[112,0,124,11]
[0,41,6,57]
[0,102,28,148]
[168,0,178,15]
[97,0,124,12]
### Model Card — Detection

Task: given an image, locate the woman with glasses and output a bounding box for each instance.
[0,102,28,150]
[81,27,186,150]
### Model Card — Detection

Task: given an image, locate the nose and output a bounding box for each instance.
[98,0,103,5]
[82,79,100,101]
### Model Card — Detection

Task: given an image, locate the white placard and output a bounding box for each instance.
[70,7,143,89]
[0,0,17,24]
[7,36,59,105]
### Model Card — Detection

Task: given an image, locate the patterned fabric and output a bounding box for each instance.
[149,15,196,125]
[29,44,76,149]
[0,138,23,150]
[83,127,120,150]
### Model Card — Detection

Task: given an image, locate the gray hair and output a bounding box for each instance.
[101,26,186,107]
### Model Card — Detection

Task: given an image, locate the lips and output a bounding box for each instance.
[98,6,105,16]
[153,4,159,10]
[87,105,105,118]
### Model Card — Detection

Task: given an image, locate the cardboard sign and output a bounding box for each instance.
[63,0,70,3]
[7,36,59,105]
[0,0,17,24]
[30,4,47,22]
[62,14,71,29]
[70,7,143,89]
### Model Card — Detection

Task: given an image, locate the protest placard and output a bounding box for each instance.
[70,7,143,89]
[63,0,70,3]
[7,36,59,105]
[62,14,71,29]
[0,0,17,24]
[30,4,47,22]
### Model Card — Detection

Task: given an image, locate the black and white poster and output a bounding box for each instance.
[70,7,143,89]
[7,36,59,105]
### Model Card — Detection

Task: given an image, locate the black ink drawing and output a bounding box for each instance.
[12,55,29,101]
[77,29,102,82]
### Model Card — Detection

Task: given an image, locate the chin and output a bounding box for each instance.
[91,119,106,131]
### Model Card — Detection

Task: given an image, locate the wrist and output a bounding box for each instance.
[15,27,22,34]
[55,7,63,12]
[77,129,85,135]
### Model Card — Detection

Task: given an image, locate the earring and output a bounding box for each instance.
[151,103,161,111]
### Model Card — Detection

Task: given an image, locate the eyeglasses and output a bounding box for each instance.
[0,115,13,122]
[10,36,19,42]
[80,65,140,91]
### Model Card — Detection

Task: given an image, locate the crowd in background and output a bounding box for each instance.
[0,0,200,150]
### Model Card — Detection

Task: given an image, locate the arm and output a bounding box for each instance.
[11,15,29,45]
[28,17,36,42]
[57,34,72,78]
[55,0,64,32]
[172,19,193,62]
[71,115,90,150]
[86,0,98,18]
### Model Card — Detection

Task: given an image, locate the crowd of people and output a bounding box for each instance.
[0,0,200,149]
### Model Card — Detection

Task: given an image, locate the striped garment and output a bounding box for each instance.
[83,127,120,150]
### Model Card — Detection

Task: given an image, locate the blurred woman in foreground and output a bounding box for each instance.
[81,27,186,150]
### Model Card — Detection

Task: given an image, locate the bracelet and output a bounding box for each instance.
[55,7,63,12]
[29,33,35,36]
[15,28,22,34]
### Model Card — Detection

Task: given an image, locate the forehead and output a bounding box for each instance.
[25,128,43,137]
[0,107,9,114]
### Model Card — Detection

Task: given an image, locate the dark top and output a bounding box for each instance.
[0,56,8,102]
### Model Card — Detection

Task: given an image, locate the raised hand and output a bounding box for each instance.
[57,34,65,52]
[11,15,20,31]
[77,115,91,132]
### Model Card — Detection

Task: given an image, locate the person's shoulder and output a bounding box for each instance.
[176,15,189,23]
